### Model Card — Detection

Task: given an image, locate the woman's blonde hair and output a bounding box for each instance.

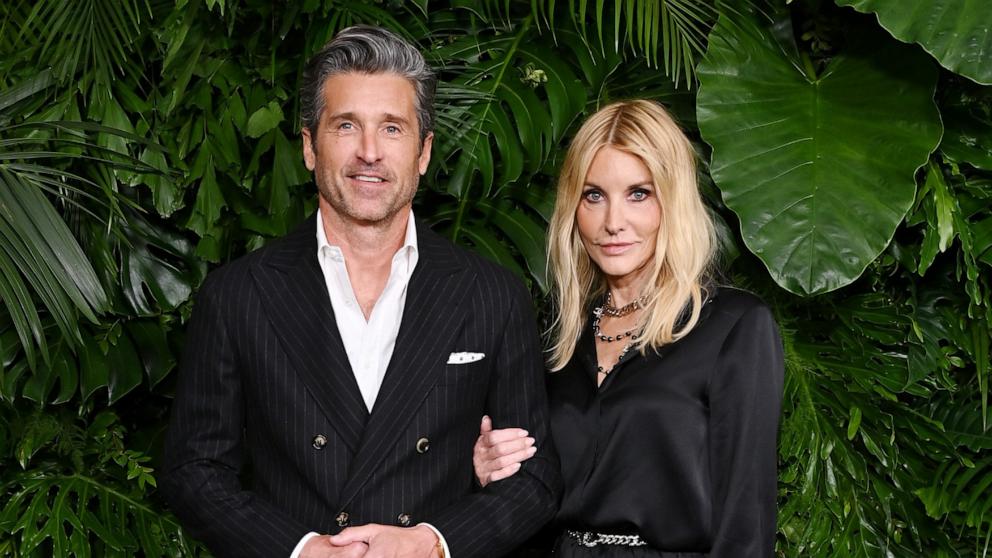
[547,99,716,370]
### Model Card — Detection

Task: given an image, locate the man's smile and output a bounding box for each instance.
[351,174,386,183]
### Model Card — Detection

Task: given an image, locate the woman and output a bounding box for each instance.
[473,100,783,556]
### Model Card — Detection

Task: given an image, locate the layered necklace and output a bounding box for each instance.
[593,292,646,342]
[593,292,647,376]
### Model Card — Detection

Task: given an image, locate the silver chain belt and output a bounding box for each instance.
[566,530,648,548]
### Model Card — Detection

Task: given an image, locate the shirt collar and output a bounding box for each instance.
[315,207,419,262]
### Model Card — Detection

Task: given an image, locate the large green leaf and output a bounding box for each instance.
[696,12,941,295]
[121,214,203,316]
[245,101,284,138]
[835,0,992,85]
[126,321,175,390]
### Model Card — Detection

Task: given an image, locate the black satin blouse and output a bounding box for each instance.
[547,288,784,557]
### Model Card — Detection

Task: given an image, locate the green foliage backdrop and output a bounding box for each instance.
[0,0,990,555]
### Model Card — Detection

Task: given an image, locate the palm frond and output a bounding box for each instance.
[477,0,718,88]
[0,119,163,369]
[420,16,586,291]
[12,0,149,90]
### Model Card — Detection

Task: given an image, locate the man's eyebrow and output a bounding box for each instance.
[382,113,412,125]
[326,111,358,122]
[325,111,412,126]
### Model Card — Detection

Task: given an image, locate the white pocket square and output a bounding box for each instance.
[447,352,485,364]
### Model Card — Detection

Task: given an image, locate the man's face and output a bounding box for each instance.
[302,72,433,225]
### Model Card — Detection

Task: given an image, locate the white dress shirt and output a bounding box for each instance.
[290,209,450,558]
[317,207,419,411]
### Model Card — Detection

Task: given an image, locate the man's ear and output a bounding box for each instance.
[302,127,316,171]
[418,132,433,175]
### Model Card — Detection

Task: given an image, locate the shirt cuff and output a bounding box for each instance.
[418,523,451,557]
[290,532,320,558]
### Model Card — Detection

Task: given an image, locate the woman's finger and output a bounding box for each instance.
[486,437,534,459]
[493,444,537,469]
[480,427,530,446]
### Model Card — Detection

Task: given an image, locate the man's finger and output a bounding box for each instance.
[327,542,369,557]
[329,524,381,545]
[480,415,493,434]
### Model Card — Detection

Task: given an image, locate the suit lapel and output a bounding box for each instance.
[339,222,473,507]
[251,214,368,452]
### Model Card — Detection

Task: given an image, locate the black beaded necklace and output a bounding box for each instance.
[592,293,645,376]
[591,313,639,343]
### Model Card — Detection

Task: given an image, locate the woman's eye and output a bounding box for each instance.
[630,188,651,201]
[583,190,603,202]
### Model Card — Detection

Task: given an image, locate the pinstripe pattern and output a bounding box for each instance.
[161,214,561,558]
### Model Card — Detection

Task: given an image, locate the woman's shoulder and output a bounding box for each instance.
[704,285,776,327]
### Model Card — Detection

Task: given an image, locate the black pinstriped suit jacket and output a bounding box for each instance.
[161,215,561,558]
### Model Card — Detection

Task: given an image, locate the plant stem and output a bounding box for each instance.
[800,50,818,81]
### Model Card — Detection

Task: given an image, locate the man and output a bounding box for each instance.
[161,26,560,558]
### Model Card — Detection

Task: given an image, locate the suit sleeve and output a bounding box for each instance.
[160,275,311,557]
[428,277,562,557]
[708,304,784,557]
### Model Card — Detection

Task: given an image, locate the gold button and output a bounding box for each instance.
[415,437,430,454]
[397,513,411,526]
[312,434,328,450]
[336,511,349,527]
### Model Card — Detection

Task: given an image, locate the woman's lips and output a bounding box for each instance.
[598,242,635,255]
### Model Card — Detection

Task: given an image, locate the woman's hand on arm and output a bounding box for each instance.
[472,415,537,487]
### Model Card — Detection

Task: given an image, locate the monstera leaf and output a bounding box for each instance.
[696,11,942,295]
[835,0,992,85]
[121,213,204,316]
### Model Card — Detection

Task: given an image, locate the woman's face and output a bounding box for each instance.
[576,146,662,286]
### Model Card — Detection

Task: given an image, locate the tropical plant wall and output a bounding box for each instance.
[1,0,990,555]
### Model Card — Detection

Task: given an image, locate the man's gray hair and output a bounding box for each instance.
[300,25,437,145]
